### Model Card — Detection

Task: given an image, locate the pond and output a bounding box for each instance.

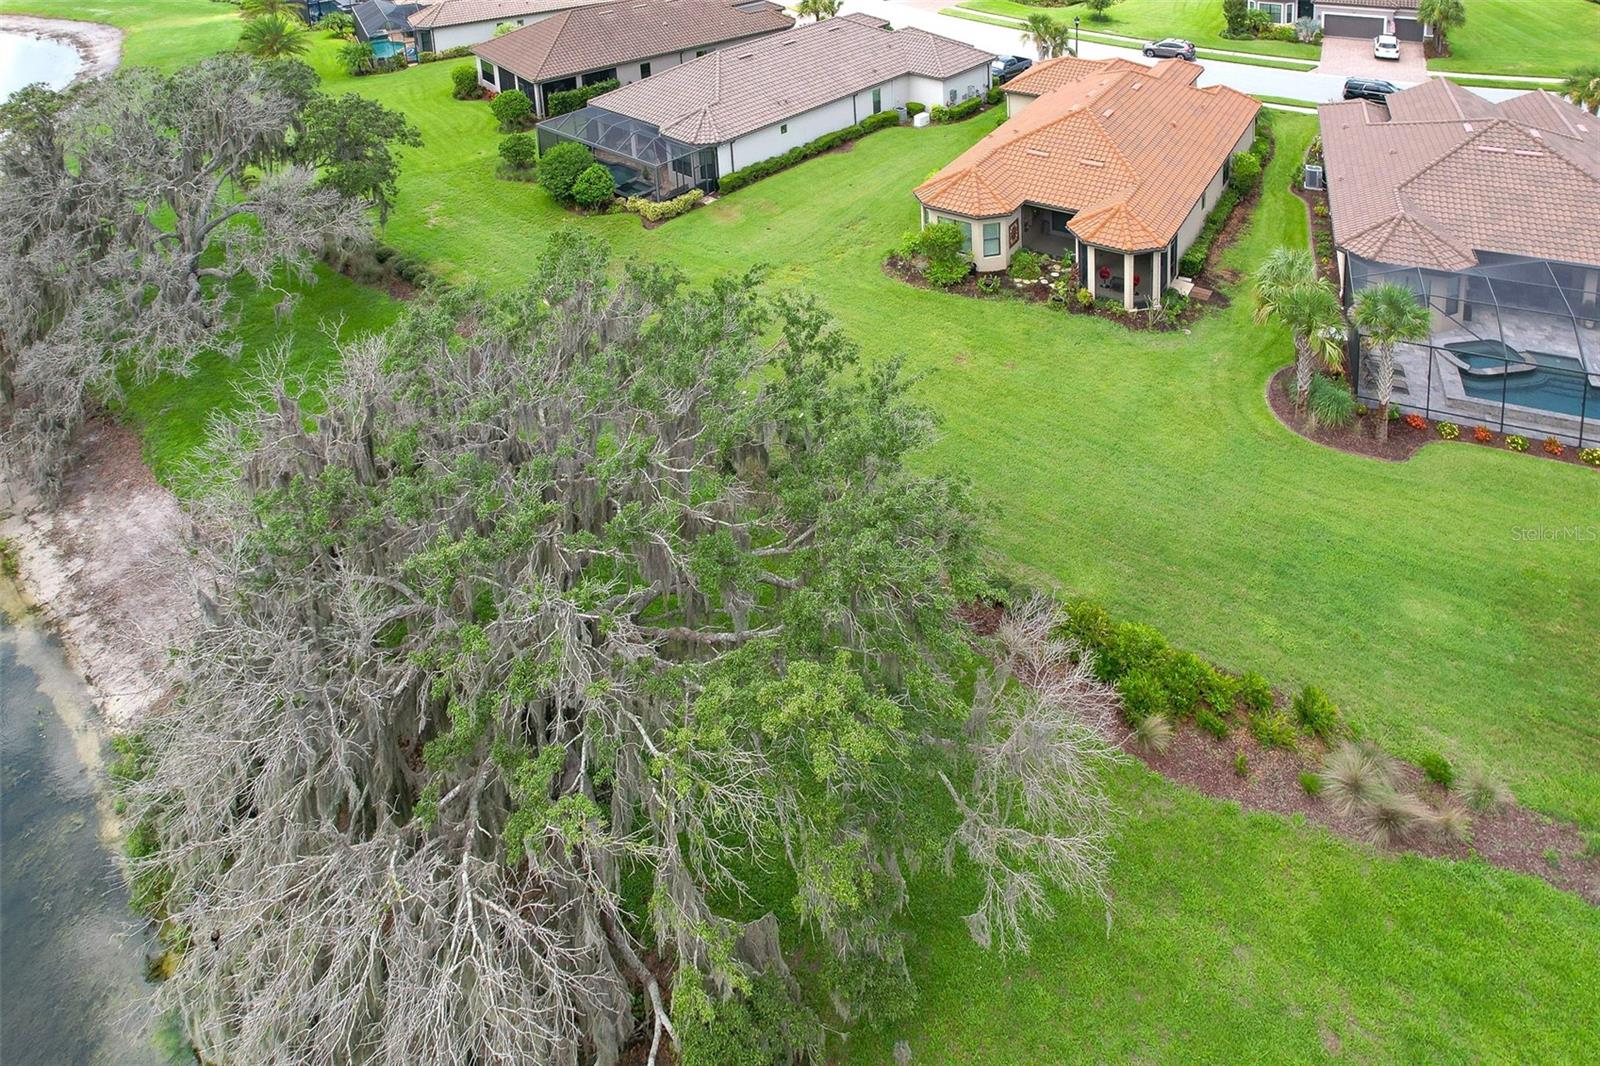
[0,28,83,101]
[0,586,192,1066]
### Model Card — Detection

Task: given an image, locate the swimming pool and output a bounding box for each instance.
[1447,341,1595,418]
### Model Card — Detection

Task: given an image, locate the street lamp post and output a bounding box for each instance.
[1073,16,1080,56]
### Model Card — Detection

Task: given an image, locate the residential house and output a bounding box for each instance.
[352,0,422,56]
[1246,0,1427,40]
[998,54,1150,116]
[914,56,1259,309]
[409,0,616,54]
[1320,79,1600,442]
[534,14,994,199]
[471,0,795,117]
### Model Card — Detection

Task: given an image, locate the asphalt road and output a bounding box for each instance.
[842,0,1526,105]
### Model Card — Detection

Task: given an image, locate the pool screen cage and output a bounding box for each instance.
[536,107,717,201]
[1346,254,1600,447]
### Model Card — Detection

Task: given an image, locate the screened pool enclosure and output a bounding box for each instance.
[1346,254,1600,446]
[537,107,718,201]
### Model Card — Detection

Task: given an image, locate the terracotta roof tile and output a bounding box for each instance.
[472,0,792,83]
[1319,85,1600,269]
[916,65,1259,252]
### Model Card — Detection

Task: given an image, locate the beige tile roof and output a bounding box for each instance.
[1318,83,1600,270]
[472,0,792,83]
[1002,55,1152,98]
[410,0,608,29]
[1321,0,1419,10]
[587,14,995,144]
[916,65,1259,253]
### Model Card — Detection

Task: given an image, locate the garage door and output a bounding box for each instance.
[1323,13,1385,37]
[1393,16,1424,41]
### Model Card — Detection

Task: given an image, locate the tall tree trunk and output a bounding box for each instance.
[1294,337,1313,414]
[1374,344,1394,443]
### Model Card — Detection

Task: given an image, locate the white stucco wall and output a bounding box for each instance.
[937,63,991,107]
[1174,118,1257,261]
[717,92,860,174]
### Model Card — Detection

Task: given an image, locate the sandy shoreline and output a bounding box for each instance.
[0,13,124,83]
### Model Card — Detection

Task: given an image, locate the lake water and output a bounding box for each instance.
[0,586,191,1065]
[0,28,83,101]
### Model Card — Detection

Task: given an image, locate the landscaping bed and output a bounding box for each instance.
[1269,367,1599,469]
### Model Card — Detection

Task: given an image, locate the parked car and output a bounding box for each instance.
[1142,38,1196,60]
[1373,34,1401,60]
[990,55,1032,84]
[1343,77,1399,103]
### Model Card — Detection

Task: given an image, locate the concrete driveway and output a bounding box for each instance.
[1314,36,1427,80]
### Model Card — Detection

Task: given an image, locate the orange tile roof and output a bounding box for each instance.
[916,65,1259,253]
[1318,83,1600,270]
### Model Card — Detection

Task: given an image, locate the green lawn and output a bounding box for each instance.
[1426,0,1600,76]
[957,0,1321,60]
[0,0,241,68]
[5,8,1598,1057]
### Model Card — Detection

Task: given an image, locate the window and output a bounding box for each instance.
[871,87,882,114]
[982,222,1000,257]
[1250,0,1289,22]
[480,60,496,83]
[944,219,972,253]
[417,28,433,52]
[1049,211,1072,235]
[639,61,651,78]
[779,123,788,134]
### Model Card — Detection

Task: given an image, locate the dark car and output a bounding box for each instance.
[1342,77,1399,103]
[990,55,1033,84]
[1142,38,1196,60]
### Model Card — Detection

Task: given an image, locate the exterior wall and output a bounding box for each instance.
[1004,90,1035,118]
[918,206,1021,273]
[937,63,991,108]
[850,75,910,120]
[1313,4,1423,35]
[717,72,910,175]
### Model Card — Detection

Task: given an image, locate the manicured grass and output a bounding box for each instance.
[0,0,240,68]
[958,0,1320,60]
[842,761,1600,1063]
[10,10,1600,1056]
[1425,0,1600,77]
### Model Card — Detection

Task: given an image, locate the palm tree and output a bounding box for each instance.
[1281,281,1346,417]
[1252,248,1324,409]
[1416,0,1465,55]
[239,13,310,58]
[795,0,841,22]
[1561,65,1600,114]
[1351,283,1431,442]
[240,0,304,20]
[1023,13,1075,59]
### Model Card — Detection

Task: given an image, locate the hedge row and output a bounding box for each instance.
[1176,119,1274,276]
[930,85,1003,124]
[619,188,705,222]
[718,109,900,194]
[548,78,619,117]
[417,46,472,63]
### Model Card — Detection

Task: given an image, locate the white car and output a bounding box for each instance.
[1373,34,1401,60]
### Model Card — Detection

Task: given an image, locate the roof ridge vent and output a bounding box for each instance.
[1101,107,1114,118]
[1024,147,1049,158]
[1476,145,1507,154]
[1462,122,1473,132]
[1511,148,1541,157]
[1081,158,1104,167]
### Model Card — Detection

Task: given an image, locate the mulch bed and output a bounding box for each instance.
[958,602,1600,905]
[1268,367,1597,468]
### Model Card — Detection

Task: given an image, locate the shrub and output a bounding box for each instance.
[1292,684,1341,740]
[1299,770,1324,796]
[1418,751,1454,789]
[1222,0,1249,33]
[1460,764,1511,812]
[337,39,375,75]
[717,116,898,194]
[677,973,824,1066]
[1233,751,1250,778]
[1133,712,1174,754]
[1009,248,1044,281]
[985,84,1004,105]
[1361,790,1432,846]
[1236,671,1274,717]
[0,536,18,578]
[570,162,616,208]
[538,140,595,202]
[547,78,619,117]
[1319,740,1399,816]
[620,188,705,223]
[1228,152,1261,195]
[322,12,355,38]
[418,45,471,62]
[1433,800,1472,844]
[498,132,537,172]
[976,273,1003,295]
[932,96,984,123]
[451,64,481,99]
[1117,667,1169,725]
[1250,709,1298,750]
[1403,412,1427,431]
[1076,287,1094,308]
[1435,420,1460,440]
[1195,707,1230,739]
[1160,650,1216,717]
[905,101,925,116]
[1094,621,1169,684]
[1059,598,1115,652]
[1307,375,1357,429]
[1505,433,1529,452]
[1473,425,1494,443]
[929,105,949,123]
[917,221,971,288]
[1579,447,1600,467]
[1178,187,1239,276]
[489,88,534,131]
[924,256,970,287]
[1542,435,1564,456]
[862,110,902,133]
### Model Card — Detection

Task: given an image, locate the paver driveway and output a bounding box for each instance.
[1314,35,1427,82]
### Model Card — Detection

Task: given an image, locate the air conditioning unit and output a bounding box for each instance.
[1304,164,1325,190]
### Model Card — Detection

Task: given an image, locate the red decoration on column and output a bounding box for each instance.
[1098,265,1111,280]
[1133,274,1141,286]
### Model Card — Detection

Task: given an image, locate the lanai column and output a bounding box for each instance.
[1123,252,1135,312]
[1085,246,1096,298]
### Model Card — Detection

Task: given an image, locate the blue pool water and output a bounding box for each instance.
[1448,342,1595,418]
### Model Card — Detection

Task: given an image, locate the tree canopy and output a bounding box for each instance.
[126,233,1122,1064]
